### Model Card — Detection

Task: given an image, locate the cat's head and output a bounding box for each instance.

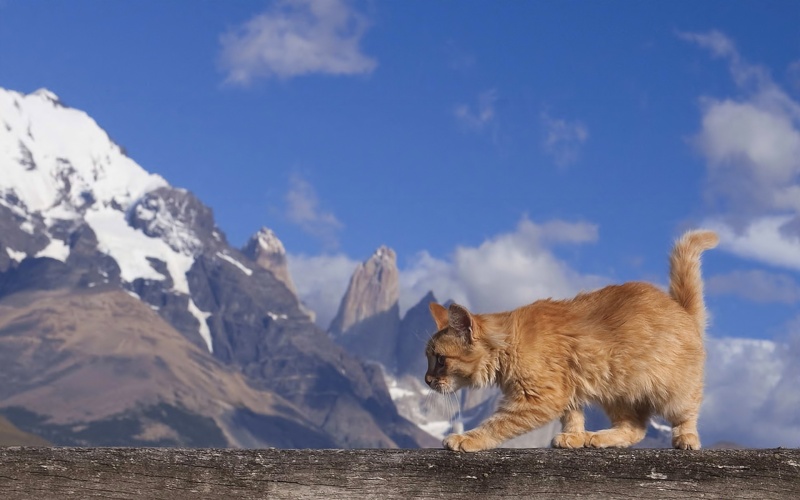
[424,302,502,393]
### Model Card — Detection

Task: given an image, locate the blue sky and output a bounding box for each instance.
[2,1,800,445]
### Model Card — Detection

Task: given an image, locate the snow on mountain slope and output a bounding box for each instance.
[0,88,166,221]
[0,87,213,349]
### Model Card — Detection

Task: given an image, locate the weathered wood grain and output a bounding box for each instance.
[0,447,798,499]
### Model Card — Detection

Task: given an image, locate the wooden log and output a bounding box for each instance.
[0,447,798,499]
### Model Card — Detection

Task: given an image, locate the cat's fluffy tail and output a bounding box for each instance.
[668,229,719,334]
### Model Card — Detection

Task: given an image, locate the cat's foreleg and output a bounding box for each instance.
[443,397,561,452]
[552,407,589,448]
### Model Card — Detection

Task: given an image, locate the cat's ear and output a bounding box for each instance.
[429,302,449,330]
[448,303,474,343]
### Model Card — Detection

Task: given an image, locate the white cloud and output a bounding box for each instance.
[678,30,737,59]
[285,174,343,249]
[702,333,800,447]
[219,0,376,85]
[287,252,358,329]
[683,31,800,271]
[541,112,589,167]
[707,269,800,304]
[686,30,800,207]
[701,337,784,446]
[757,321,800,442]
[454,89,498,131]
[398,217,604,314]
[697,99,800,212]
[699,100,800,183]
[705,216,800,271]
[679,30,779,91]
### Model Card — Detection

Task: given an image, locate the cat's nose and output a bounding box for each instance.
[425,374,433,386]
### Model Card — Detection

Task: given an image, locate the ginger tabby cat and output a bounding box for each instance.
[425,229,718,452]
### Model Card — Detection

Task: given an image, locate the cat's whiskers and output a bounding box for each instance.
[438,382,463,430]
[422,389,438,418]
[422,380,466,435]
[442,390,452,423]
[412,326,431,343]
[451,389,463,429]
[422,386,453,423]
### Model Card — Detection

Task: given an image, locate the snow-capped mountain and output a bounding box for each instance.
[0,87,434,449]
[0,89,166,214]
[0,88,224,351]
[1,89,164,256]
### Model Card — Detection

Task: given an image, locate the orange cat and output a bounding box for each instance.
[425,229,718,451]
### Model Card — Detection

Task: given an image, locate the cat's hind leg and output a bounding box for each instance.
[663,389,702,450]
[670,418,701,450]
[586,403,649,448]
[552,407,589,448]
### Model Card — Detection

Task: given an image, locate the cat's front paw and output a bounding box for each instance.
[552,431,588,449]
[443,432,489,452]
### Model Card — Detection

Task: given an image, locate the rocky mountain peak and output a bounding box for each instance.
[241,227,315,321]
[128,187,221,257]
[31,88,63,107]
[242,228,292,290]
[372,245,394,263]
[329,245,399,336]
[252,227,286,255]
[327,245,401,368]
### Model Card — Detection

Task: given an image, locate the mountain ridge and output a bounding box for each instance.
[0,86,434,449]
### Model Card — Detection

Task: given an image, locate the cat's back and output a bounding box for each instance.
[576,280,694,324]
[578,281,677,310]
[510,282,696,340]
[513,281,700,345]
[569,281,702,350]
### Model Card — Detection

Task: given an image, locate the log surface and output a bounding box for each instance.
[0,447,798,499]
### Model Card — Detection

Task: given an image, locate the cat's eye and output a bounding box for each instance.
[436,355,445,367]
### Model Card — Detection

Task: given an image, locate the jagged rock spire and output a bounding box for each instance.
[329,246,400,368]
[242,227,315,322]
[242,227,297,295]
[329,246,399,336]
